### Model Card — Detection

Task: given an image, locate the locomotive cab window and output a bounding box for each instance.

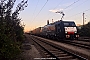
[64,22,76,27]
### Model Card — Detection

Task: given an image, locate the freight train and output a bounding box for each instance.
[30,20,79,40]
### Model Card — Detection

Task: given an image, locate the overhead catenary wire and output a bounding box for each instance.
[65,0,88,12]
[33,0,48,21]
[85,13,90,17]
[67,8,90,19]
[30,0,49,30]
[47,0,63,19]
[31,0,39,20]
[64,0,80,9]
[30,0,90,30]
[38,0,64,25]
[64,0,90,20]
[48,0,80,20]
[53,0,63,9]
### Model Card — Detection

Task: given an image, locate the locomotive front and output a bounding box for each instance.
[64,21,79,39]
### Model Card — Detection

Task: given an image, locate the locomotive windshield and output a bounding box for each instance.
[64,22,76,27]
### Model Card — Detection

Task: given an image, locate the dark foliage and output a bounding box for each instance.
[0,0,28,60]
[78,22,90,37]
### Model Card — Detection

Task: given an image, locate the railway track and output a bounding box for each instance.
[30,35,87,60]
[73,40,90,46]
[78,37,90,42]
[60,40,90,50]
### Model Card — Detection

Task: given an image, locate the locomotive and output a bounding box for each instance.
[30,20,79,40]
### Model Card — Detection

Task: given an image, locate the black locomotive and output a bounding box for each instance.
[30,20,79,40]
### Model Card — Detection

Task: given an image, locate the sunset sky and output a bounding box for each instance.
[16,0,90,32]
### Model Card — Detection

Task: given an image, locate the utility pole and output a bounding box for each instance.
[47,20,49,25]
[83,13,85,26]
[52,19,54,23]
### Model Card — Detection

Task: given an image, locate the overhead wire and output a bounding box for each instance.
[86,13,90,17]
[64,0,90,20]
[38,0,64,25]
[85,14,90,22]
[67,8,90,19]
[48,0,80,20]
[33,0,48,21]
[47,0,63,19]
[84,13,90,24]
[29,0,39,30]
[30,0,48,29]
[64,0,80,9]
[65,0,88,12]
[53,0,63,9]
[31,0,39,21]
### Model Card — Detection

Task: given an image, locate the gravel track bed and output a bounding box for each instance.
[32,35,90,60]
[31,35,89,60]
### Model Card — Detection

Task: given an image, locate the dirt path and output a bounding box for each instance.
[21,34,42,60]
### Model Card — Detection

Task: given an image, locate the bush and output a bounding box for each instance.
[0,36,21,60]
[78,22,90,37]
[0,0,28,60]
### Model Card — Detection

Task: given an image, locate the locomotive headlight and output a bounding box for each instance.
[65,31,67,33]
[75,31,77,33]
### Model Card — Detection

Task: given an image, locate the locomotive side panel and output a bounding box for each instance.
[35,27,41,35]
[31,27,42,36]
[55,21,65,39]
[41,24,56,38]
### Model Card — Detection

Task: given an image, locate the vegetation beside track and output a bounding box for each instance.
[78,22,90,37]
[0,0,28,60]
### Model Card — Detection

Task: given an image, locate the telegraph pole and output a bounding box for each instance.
[52,19,54,23]
[83,13,85,26]
[47,20,49,25]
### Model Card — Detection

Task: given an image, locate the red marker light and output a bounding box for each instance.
[68,32,74,34]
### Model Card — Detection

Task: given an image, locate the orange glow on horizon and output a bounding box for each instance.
[77,24,81,26]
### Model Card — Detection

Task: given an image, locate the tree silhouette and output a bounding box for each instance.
[79,22,90,37]
[0,0,28,59]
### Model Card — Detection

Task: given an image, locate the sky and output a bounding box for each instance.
[15,0,90,32]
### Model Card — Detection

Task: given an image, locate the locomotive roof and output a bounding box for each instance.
[47,20,74,25]
[42,20,75,28]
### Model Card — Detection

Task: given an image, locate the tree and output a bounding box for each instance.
[79,22,90,37]
[0,0,28,60]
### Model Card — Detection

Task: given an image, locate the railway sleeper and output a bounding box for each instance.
[51,51,65,53]
[46,55,51,57]
[50,51,66,54]
[55,54,68,57]
[50,50,60,52]
[49,49,63,52]
[58,55,74,60]
[44,52,48,55]
[69,58,79,60]
[48,48,59,51]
